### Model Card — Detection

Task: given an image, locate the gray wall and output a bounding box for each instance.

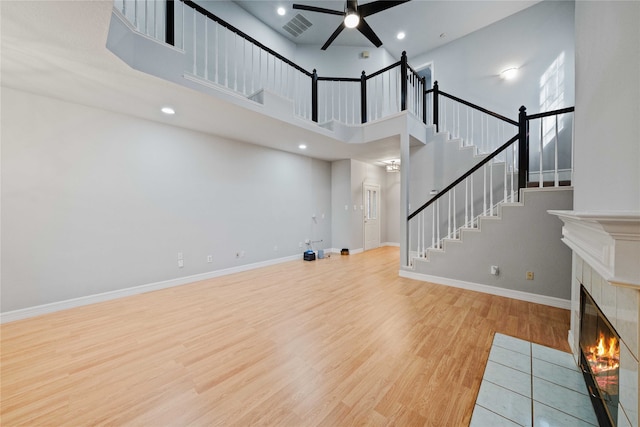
[331,159,393,251]
[414,189,574,300]
[1,87,332,312]
[573,1,640,212]
[410,0,575,119]
[296,45,396,78]
[331,159,351,251]
[385,171,401,244]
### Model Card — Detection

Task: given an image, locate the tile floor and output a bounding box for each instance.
[470,333,599,426]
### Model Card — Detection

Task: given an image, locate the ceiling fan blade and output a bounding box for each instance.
[359,0,411,18]
[357,18,383,48]
[292,4,344,16]
[321,22,346,50]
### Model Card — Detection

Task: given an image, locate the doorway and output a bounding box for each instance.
[363,183,381,251]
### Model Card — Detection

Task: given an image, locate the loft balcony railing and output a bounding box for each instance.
[113,0,425,125]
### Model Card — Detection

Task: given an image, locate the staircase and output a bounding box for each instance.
[404,101,575,307]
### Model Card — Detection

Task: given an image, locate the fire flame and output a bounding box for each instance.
[586,333,620,374]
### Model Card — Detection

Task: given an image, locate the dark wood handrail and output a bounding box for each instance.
[439,91,519,126]
[367,61,401,79]
[181,0,313,77]
[408,134,519,220]
[526,106,575,120]
[317,77,360,82]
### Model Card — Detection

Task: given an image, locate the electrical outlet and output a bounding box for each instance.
[177,252,183,260]
[526,271,534,280]
[207,255,213,263]
[299,242,303,248]
[178,260,184,268]
[274,245,278,252]
[490,265,499,275]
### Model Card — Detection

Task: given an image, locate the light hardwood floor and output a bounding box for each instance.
[1,247,570,426]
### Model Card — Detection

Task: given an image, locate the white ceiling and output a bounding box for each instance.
[1,0,538,165]
[231,0,539,59]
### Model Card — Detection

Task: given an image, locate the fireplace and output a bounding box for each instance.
[579,285,620,426]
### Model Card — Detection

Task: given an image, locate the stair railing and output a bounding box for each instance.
[408,105,574,266]
[407,134,519,264]
[429,81,519,154]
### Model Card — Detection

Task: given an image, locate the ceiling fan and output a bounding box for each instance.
[292,0,411,50]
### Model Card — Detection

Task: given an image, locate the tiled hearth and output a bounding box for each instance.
[471,333,598,426]
[550,211,640,427]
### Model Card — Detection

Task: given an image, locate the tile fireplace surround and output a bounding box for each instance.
[550,211,640,427]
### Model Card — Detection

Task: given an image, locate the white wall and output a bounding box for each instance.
[410,0,575,119]
[573,1,640,212]
[1,87,331,312]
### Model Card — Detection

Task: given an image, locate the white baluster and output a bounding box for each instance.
[470,175,474,227]
[503,148,508,203]
[465,177,469,228]
[453,187,457,237]
[490,159,494,216]
[436,199,440,248]
[539,119,544,187]
[134,0,138,29]
[192,10,196,75]
[483,165,487,215]
[431,204,436,248]
[554,115,559,187]
[421,211,425,256]
[511,144,515,202]
[448,192,451,238]
[204,19,208,80]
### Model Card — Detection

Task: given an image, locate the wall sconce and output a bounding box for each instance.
[500,67,519,80]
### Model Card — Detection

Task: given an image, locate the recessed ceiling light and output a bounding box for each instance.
[298,144,307,150]
[277,7,286,16]
[396,32,405,40]
[161,107,175,115]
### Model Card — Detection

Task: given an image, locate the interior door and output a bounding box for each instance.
[363,183,381,251]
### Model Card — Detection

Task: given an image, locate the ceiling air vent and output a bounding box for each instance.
[282,13,313,37]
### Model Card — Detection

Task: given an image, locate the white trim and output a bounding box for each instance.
[398,269,571,309]
[383,242,400,247]
[549,210,640,288]
[0,254,301,324]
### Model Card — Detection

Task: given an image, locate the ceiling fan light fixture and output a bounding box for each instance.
[344,11,360,28]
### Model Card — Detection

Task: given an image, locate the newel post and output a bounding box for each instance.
[433,80,439,132]
[165,0,175,46]
[400,51,408,111]
[361,71,367,124]
[312,69,318,123]
[518,105,528,200]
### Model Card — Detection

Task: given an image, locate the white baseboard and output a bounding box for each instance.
[398,269,571,310]
[1,254,302,324]
[382,242,400,247]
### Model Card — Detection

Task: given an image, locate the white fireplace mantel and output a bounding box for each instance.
[549,210,640,289]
